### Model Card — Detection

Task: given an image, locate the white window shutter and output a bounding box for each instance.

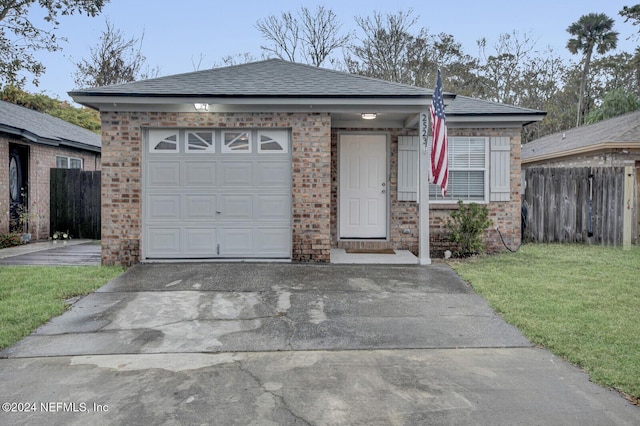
[398,136,419,201]
[490,136,511,201]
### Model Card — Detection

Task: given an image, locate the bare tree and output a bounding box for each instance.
[347,9,418,83]
[220,52,261,67]
[345,9,477,93]
[73,19,159,88]
[255,6,349,67]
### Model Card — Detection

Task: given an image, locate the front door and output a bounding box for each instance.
[8,144,29,233]
[339,134,387,238]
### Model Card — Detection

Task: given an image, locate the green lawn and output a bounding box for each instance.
[450,244,640,402]
[0,266,124,350]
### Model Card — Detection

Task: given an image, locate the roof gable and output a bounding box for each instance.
[522,110,640,162]
[0,100,101,151]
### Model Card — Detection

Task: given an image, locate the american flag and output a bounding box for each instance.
[430,69,448,196]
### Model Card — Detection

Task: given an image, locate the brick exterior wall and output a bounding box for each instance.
[0,135,100,239]
[100,111,331,266]
[330,127,523,257]
[100,109,523,265]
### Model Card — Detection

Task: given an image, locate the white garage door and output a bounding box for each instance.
[143,128,292,259]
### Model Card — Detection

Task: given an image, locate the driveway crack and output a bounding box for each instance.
[235,359,312,425]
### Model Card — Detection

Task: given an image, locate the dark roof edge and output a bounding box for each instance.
[0,124,101,153]
[448,111,547,117]
[67,91,436,99]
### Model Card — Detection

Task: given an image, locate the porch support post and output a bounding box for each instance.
[418,111,431,265]
[623,166,634,249]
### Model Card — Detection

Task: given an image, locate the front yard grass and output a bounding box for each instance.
[0,266,124,350]
[450,244,640,402]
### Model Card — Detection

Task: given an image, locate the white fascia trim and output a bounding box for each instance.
[71,95,432,111]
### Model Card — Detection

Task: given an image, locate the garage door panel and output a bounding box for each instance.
[183,228,217,256]
[184,195,217,221]
[220,228,253,254]
[220,195,253,220]
[184,161,216,186]
[147,228,181,257]
[256,228,290,256]
[256,161,290,186]
[147,161,181,187]
[256,195,290,220]
[147,195,181,221]
[220,162,253,187]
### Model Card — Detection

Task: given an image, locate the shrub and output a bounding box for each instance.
[0,233,23,249]
[446,200,492,257]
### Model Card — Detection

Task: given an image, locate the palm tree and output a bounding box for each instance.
[567,13,619,127]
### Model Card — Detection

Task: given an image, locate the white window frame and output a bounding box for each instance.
[56,155,83,169]
[429,137,489,203]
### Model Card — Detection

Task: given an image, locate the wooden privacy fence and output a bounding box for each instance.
[523,167,628,245]
[50,169,101,240]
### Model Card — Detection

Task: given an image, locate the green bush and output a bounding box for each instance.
[446,201,492,257]
[0,233,23,249]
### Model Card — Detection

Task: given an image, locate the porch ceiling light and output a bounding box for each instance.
[361,113,377,120]
[194,103,209,112]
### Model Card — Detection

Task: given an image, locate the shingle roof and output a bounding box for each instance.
[446,96,544,116]
[69,59,431,98]
[522,110,640,161]
[0,100,101,151]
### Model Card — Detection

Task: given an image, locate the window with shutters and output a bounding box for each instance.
[429,137,488,202]
[397,136,510,204]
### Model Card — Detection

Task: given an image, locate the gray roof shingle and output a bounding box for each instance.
[522,110,640,161]
[69,59,545,121]
[0,100,101,151]
[446,96,544,116]
[69,59,432,98]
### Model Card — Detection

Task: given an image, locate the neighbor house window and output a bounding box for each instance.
[56,156,83,169]
[429,137,488,202]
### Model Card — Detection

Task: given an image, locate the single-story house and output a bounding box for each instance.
[522,110,640,245]
[69,59,544,266]
[0,100,101,240]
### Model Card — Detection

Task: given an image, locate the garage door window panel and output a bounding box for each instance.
[258,130,289,153]
[223,131,251,153]
[187,131,215,152]
[149,130,179,153]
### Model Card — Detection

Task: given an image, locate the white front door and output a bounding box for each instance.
[339,134,387,238]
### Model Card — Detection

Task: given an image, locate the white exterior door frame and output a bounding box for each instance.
[338,133,389,239]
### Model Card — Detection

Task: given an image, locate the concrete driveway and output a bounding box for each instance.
[0,263,638,425]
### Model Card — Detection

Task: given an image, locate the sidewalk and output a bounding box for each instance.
[0,240,100,266]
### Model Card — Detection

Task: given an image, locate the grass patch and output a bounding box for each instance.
[0,266,124,350]
[450,244,640,400]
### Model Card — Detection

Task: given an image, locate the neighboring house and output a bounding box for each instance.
[522,110,640,168]
[522,110,640,245]
[0,100,101,240]
[69,59,544,266]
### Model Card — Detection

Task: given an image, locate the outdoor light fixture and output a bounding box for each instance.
[194,103,209,112]
[361,113,377,120]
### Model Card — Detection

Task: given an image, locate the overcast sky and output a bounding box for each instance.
[23,0,639,103]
